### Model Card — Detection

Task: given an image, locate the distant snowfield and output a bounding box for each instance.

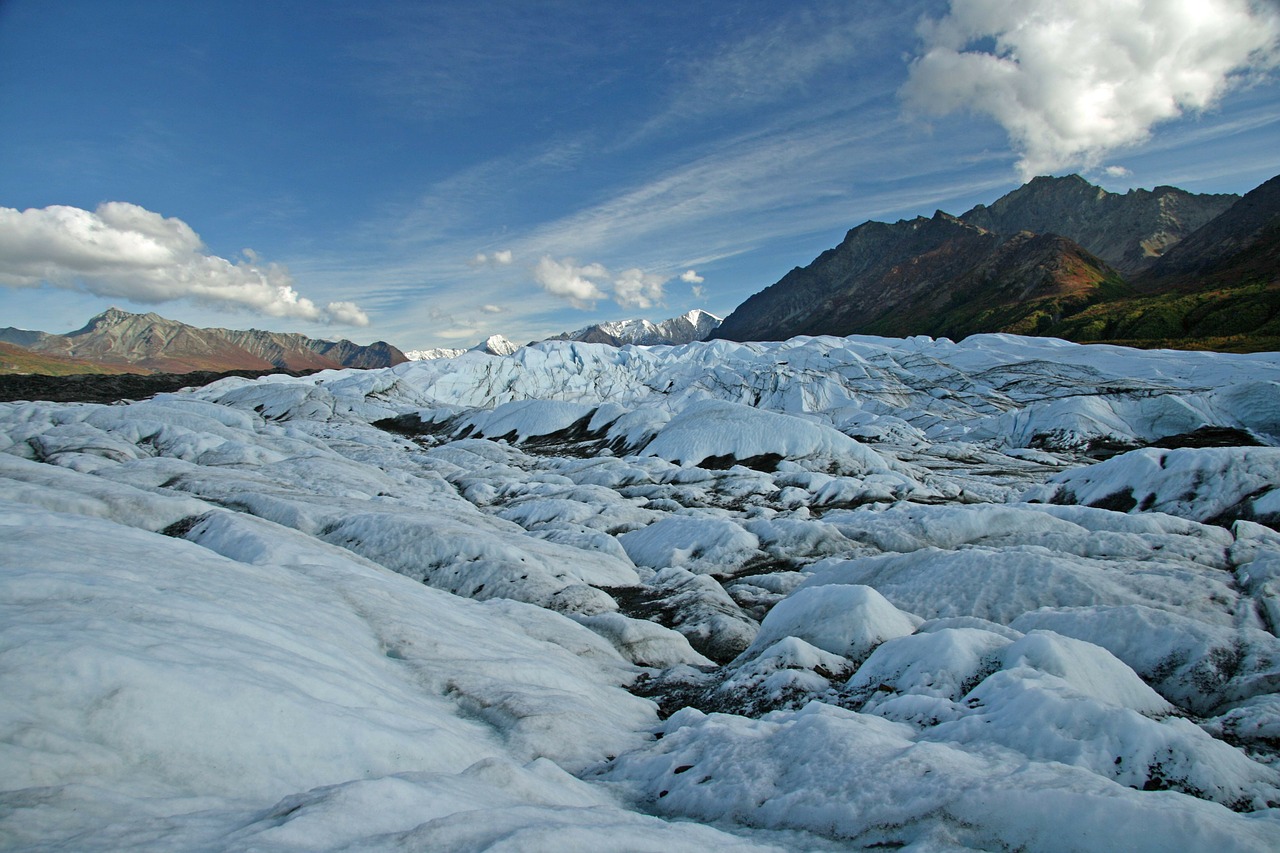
[2,333,1280,851]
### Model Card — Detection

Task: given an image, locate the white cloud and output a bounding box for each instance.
[533,255,671,311]
[532,256,608,309]
[0,202,369,325]
[1104,165,1133,178]
[680,269,704,284]
[691,284,707,300]
[324,301,371,327]
[481,303,505,314]
[901,0,1280,179]
[470,249,514,268]
[612,268,666,310]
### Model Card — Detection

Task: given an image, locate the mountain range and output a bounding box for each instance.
[403,311,723,362]
[547,309,722,347]
[4,173,1276,377]
[1,305,721,375]
[711,173,1279,351]
[405,335,520,362]
[0,308,407,374]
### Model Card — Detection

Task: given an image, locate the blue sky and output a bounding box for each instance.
[2,0,1278,350]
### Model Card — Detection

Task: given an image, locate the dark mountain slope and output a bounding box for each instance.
[870,232,1129,340]
[1138,174,1280,287]
[712,173,1275,351]
[714,212,1004,341]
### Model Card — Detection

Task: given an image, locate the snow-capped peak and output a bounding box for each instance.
[471,334,519,356]
[553,310,722,347]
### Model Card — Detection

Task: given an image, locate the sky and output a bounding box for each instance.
[1,0,1278,351]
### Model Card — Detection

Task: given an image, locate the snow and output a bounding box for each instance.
[4,332,1280,850]
[1026,446,1280,526]
[618,515,762,576]
[598,702,1280,852]
[741,584,919,664]
[404,346,466,360]
[559,309,722,346]
[471,334,520,356]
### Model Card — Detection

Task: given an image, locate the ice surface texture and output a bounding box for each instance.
[3,333,1280,850]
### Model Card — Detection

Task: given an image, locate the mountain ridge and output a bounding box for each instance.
[712,173,1276,350]
[548,309,722,347]
[959,174,1236,275]
[404,310,723,361]
[0,308,407,374]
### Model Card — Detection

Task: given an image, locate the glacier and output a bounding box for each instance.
[2,333,1280,851]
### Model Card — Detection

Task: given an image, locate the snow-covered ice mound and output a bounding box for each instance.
[1027,445,1280,527]
[4,333,1280,850]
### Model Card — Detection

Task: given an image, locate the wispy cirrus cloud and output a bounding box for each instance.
[0,202,369,325]
[901,0,1280,179]
[305,1,1279,351]
[319,98,1017,346]
[643,3,918,135]
[345,2,653,122]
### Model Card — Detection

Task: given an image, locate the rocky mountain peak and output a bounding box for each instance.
[5,309,406,373]
[961,175,1237,274]
[1141,173,1280,282]
[73,307,170,335]
[547,309,722,348]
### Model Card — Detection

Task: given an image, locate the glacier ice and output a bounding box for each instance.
[3,333,1280,850]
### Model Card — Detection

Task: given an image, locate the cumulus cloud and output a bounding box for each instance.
[481,303,505,314]
[533,255,670,310]
[533,256,609,309]
[1104,165,1133,178]
[470,249,514,267]
[901,0,1280,179]
[680,269,705,284]
[612,268,666,310]
[324,301,371,326]
[0,202,368,325]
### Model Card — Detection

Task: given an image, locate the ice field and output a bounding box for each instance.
[3,333,1280,851]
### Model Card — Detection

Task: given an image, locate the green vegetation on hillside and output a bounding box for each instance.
[0,343,143,376]
[1048,280,1280,352]
[941,275,1133,340]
